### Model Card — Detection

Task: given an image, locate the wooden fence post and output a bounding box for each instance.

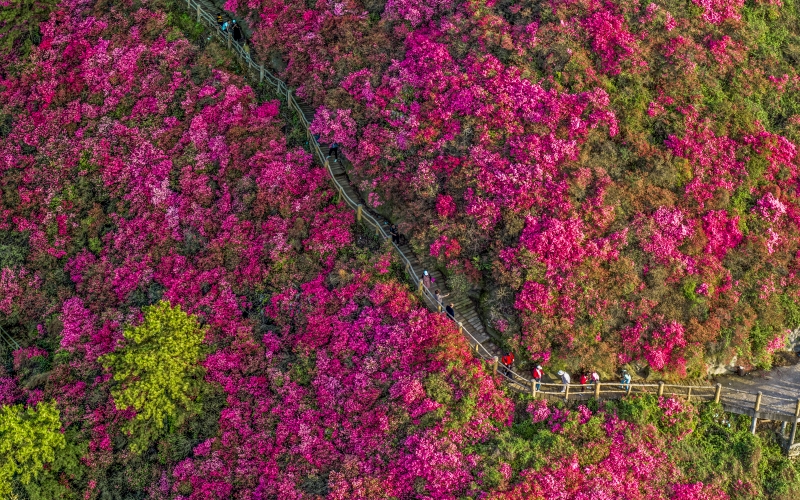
[687,386,692,402]
[260,64,264,83]
[227,31,232,50]
[789,399,800,447]
[196,4,200,22]
[626,384,632,397]
[531,379,537,398]
[750,391,762,434]
[492,356,498,376]
[658,381,664,397]
[357,204,362,222]
[564,384,570,401]
[458,322,463,334]
[714,383,722,403]
[417,279,423,294]
[594,381,601,399]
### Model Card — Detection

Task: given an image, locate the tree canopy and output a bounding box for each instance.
[0,401,66,497]
[100,301,207,453]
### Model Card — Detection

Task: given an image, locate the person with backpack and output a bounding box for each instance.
[532,364,543,391]
[329,142,340,161]
[557,370,571,393]
[422,270,431,290]
[500,352,514,377]
[389,224,400,244]
[221,20,229,32]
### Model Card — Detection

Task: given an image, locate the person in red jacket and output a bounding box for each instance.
[579,372,589,391]
[532,364,543,391]
[500,352,514,377]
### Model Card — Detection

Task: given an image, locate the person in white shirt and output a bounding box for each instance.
[557,370,570,393]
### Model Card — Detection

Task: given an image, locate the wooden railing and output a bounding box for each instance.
[0,324,20,351]
[183,0,507,367]
[182,0,800,451]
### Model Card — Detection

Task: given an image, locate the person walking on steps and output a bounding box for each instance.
[422,270,431,290]
[434,289,449,310]
[620,370,632,391]
[500,352,514,377]
[232,20,243,42]
[329,142,340,162]
[389,224,400,244]
[221,19,229,33]
[557,370,571,393]
[590,369,600,386]
[532,364,543,391]
[445,302,455,320]
[217,14,223,28]
[579,371,588,391]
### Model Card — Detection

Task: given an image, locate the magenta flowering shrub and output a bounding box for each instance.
[490,398,728,500]
[0,1,798,498]
[234,0,800,375]
[172,275,511,498]
[308,106,358,148]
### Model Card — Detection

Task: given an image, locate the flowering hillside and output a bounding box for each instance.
[233,0,800,375]
[0,0,799,498]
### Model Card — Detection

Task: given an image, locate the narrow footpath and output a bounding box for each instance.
[184,0,800,418]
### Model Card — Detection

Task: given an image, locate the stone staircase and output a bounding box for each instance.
[186,0,506,363]
[292,102,503,360]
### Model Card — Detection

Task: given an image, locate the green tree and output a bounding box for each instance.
[100,300,208,453]
[0,401,66,497]
[22,429,87,500]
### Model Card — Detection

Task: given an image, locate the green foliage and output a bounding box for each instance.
[0,0,57,59]
[675,402,800,498]
[779,293,800,329]
[446,273,470,300]
[22,429,87,500]
[0,230,29,269]
[681,277,700,305]
[748,322,776,370]
[100,300,208,453]
[0,401,66,497]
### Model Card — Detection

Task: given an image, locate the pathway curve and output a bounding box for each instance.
[182,0,800,419]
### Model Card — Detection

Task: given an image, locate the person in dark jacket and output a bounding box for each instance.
[232,21,243,42]
[389,224,400,244]
[329,142,340,161]
[445,302,455,320]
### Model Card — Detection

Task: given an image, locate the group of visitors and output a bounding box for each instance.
[529,367,632,393]
[218,15,244,42]
[421,270,456,320]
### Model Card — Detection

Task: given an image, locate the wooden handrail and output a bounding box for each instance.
[0,324,20,351]
[181,0,800,425]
